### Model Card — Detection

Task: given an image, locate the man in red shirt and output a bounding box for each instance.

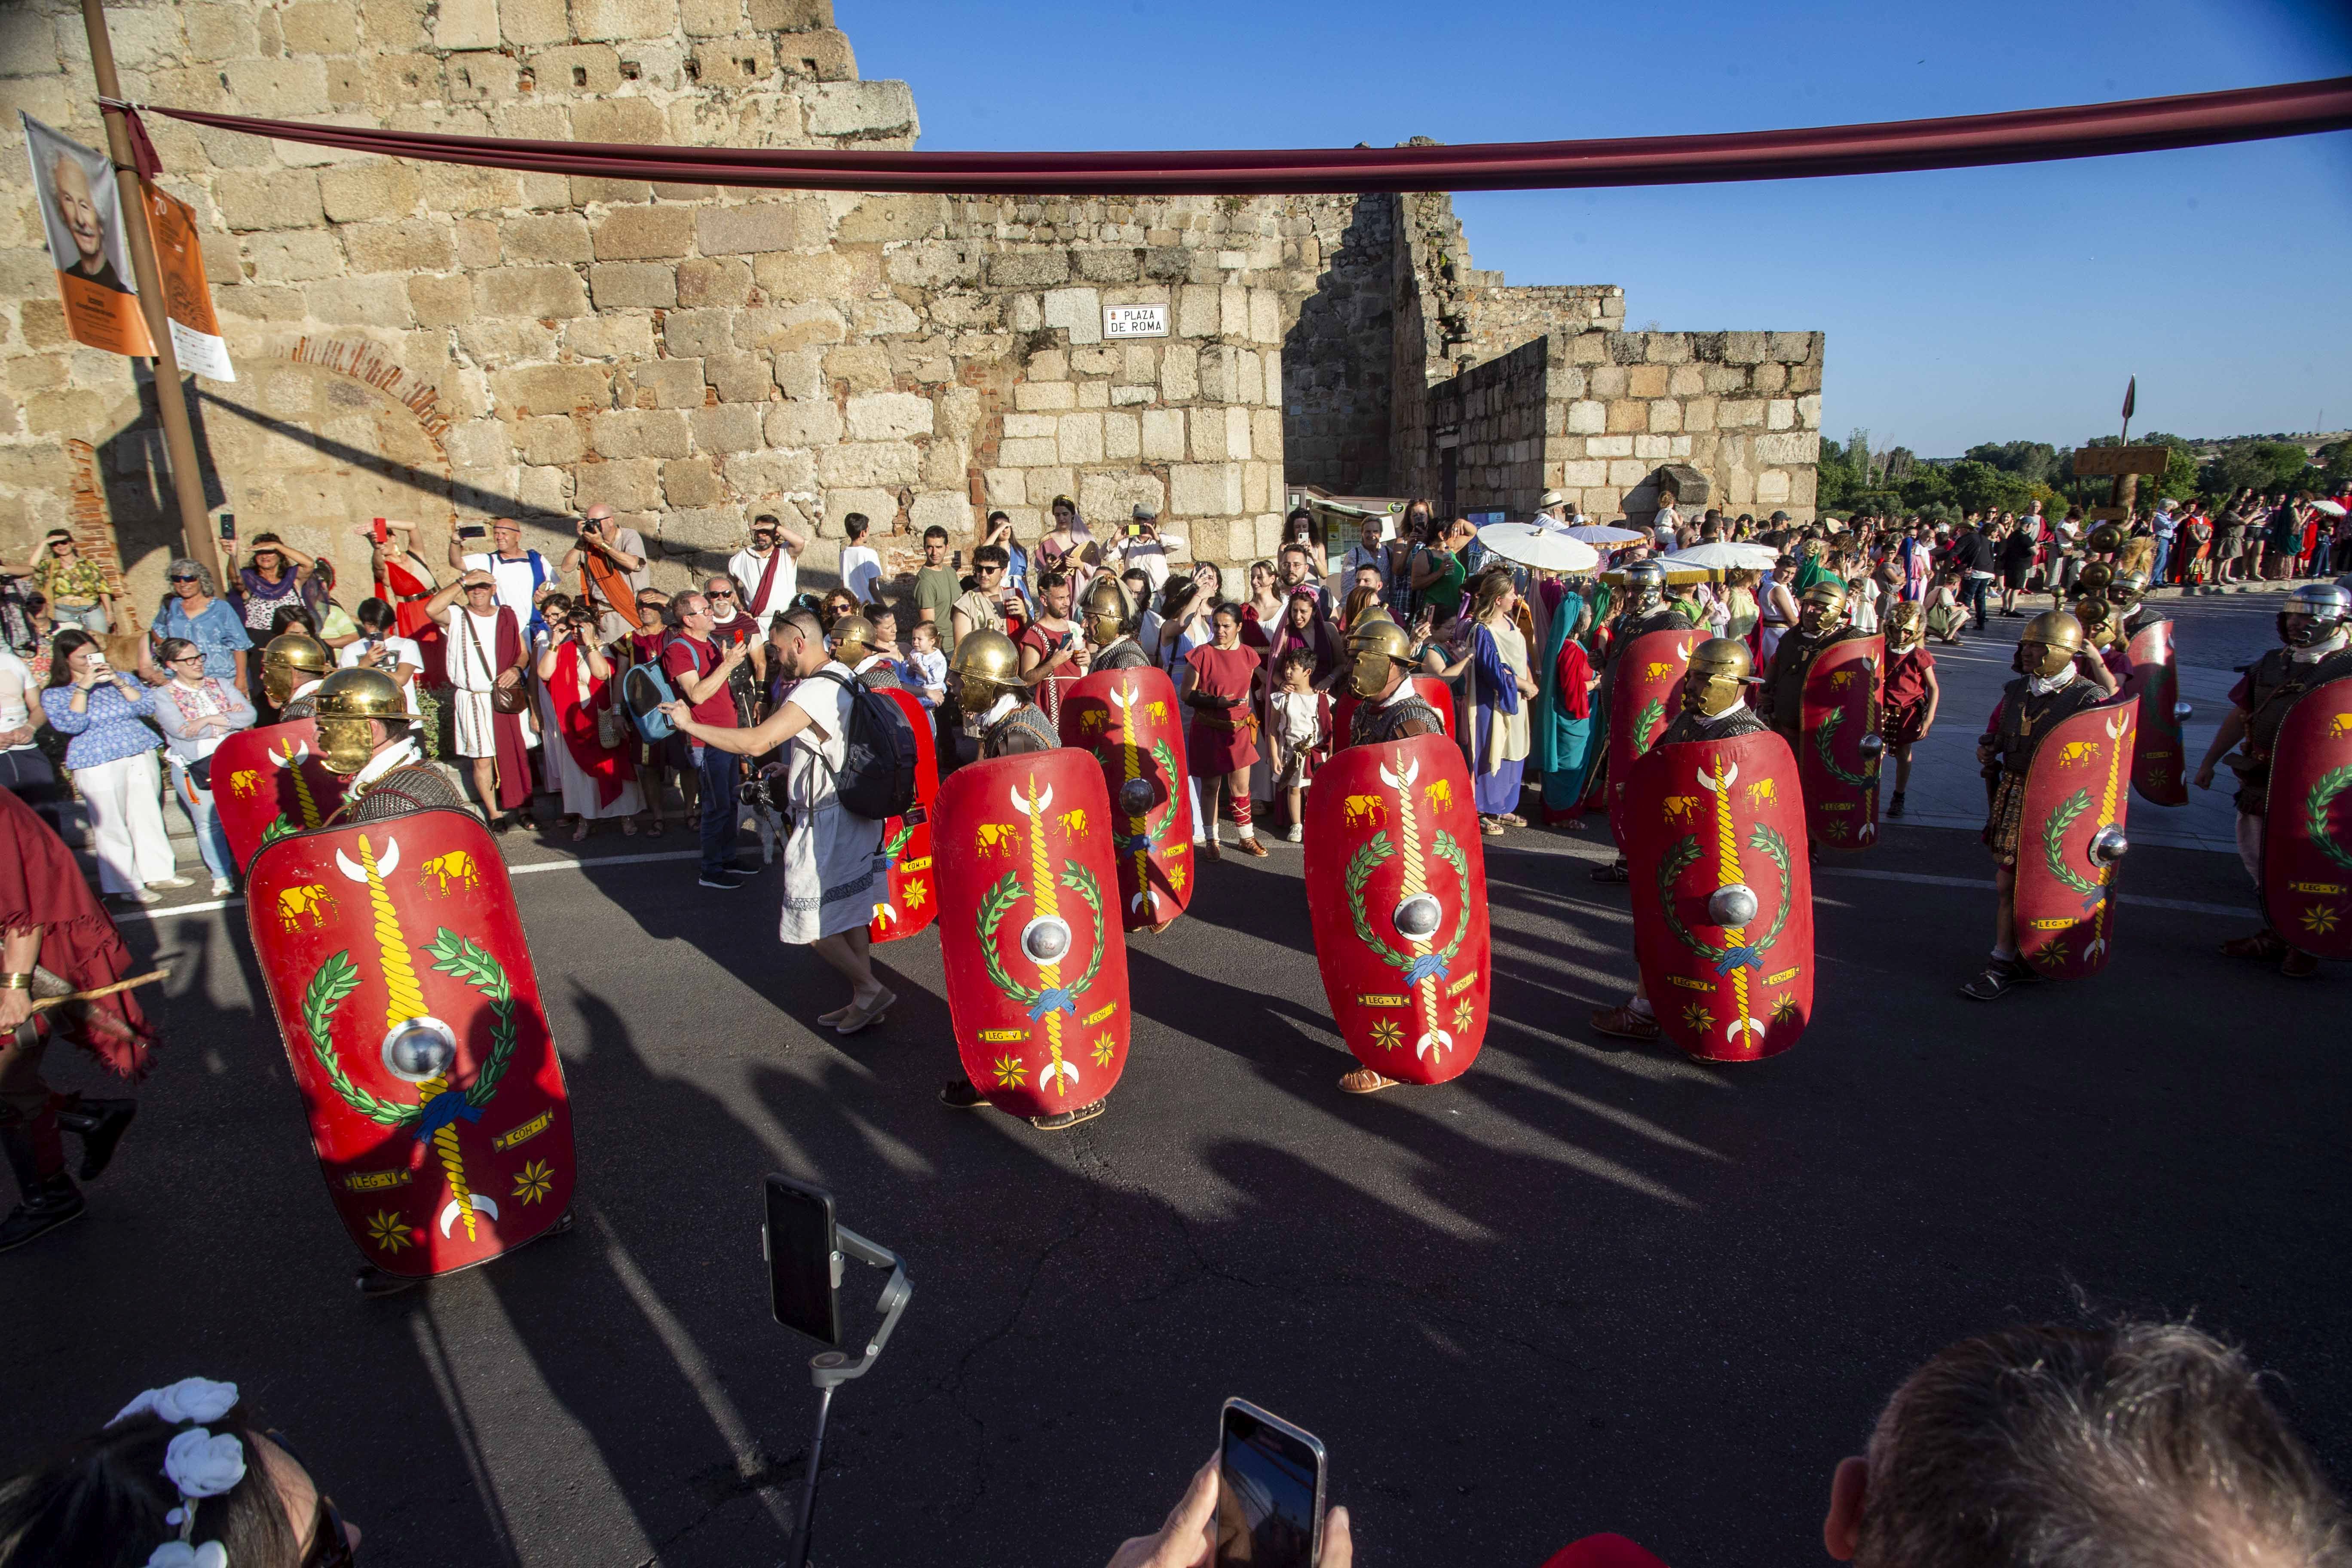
[664,591,751,889]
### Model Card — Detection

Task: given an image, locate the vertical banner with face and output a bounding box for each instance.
[144,181,234,381]
[21,113,153,358]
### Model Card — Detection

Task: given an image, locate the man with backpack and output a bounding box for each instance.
[662,607,905,1033]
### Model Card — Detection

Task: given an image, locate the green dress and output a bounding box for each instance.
[1533,587,1602,821]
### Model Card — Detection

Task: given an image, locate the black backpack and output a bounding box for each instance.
[808,669,919,822]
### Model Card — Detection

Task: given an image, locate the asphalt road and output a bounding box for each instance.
[6,588,2346,1568]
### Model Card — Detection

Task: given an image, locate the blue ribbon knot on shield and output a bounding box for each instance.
[1712,944,1763,976]
[1116,834,1153,856]
[1403,953,1450,989]
[1026,987,1076,1021]
[412,1093,483,1142]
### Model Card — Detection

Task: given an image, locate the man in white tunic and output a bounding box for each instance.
[662,607,893,1032]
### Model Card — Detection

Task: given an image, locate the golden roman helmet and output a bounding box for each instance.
[829,613,878,661]
[2018,609,2086,679]
[310,666,407,775]
[2075,559,2115,599]
[1681,637,1756,719]
[1078,573,1136,646]
[260,632,330,708]
[948,627,1025,714]
[2107,570,2149,612]
[1797,580,1848,636]
[1883,600,1924,650]
[2086,520,2125,555]
[1344,614,1415,699]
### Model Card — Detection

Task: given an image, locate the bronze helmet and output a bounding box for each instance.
[2018,609,2086,680]
[1343,615,1415,700]
[947,627,1025,715]
[1883,600,1923,650]
[261,631,331,709]
[1078,573,1136,647]
[829,612,879,661]
[2107,570,2149,612]
[2074,559,2115,600]
[1797,580,1848,637]
[2280,582,2351,648]
[1622,557,1668,612]
[1681,637,1757,720]
[310,666,408,775]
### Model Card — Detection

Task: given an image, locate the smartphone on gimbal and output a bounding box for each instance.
[762,1173,842,1348]
[1216,1399,1326,1568]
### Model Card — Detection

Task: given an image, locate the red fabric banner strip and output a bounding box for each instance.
[131,76,2352,196]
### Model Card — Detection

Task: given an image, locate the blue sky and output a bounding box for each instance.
[847,0,2352,457]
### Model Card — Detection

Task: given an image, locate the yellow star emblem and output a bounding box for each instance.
[2302,904,2340,936]
[1091,1032,1117,1066]
[1771,993,1800,1026]
[1682,1002,1715,1032]
[364,1210,413,1253]
[1169,862,1188,894]
[903,880,928,912]
[512,1159,554,1205]
[1369,1017,1403,1052]
[1451,998,1476,1033]
[992,1053,1027,1087]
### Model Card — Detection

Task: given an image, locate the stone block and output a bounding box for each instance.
[1752,362,1787,394]
[997,438,1058,467]
[1769,332,1815,363]
[1648,400,1682,434]
[1608,459,1648,488]
[1752,432,1818,466]
[680,0,741,32]
[594,205,696,261]
[588,263,676,309]
[837,193,947,244]
[515,415,585,466]
[280,0,362,52]
[1683,397,1717,432]
[696,352,767,403]
[1110,385,1153,407]
[565,314,655,360]
[1054,413,1102,465]
[402,274,471,328]
[592,409,692,459]
[1588,435,1633,458]
[1588,365,1628,399]
[1795,393,1821,430]
[1716,399,1764,429]
[500,0,568,39]
[184,4,257,57]
[1013,381,1076,413]
[1102,412,1140,462]
[1077,248,1140,284]
[987,251,1069,289]
[497,212,590,264]
[1565,400,1605,435]
[574,457,662,512]
[1171,462,1242,517]
[246,230,344,284]
[1632,436,1669,461]
[304,276,418,328]
[1027,349,1069,383]
[490,362,612,415]
[851,297,922,337]
[1559,459,1608,488]
[1141,409,1185,462]
[317,163,420,224]
[570,0,677,39]
[823,342,891,390]
[1606,400,1646,435]
[1642,333,1690,365]
[225,59,331,116]
[766,399,843,447]
[690,403,765,453]
[418,163,524,214]
[818,441,920,487]
[1176,284,1219,338]
[572,97,668,147]
[1043,286,1102,345]
[983,468,1026,506]
[1000,413,1056,440]
[804,80,917,139]
[478,264,588,318]
[1626,364,1669,399]
[210,285,306,322]
[844,391,932,441]
[1755,470,1792,505]
[214,170,324,232]
[698,200,825,256]
[344,219,459,274]
[1767,399,1795,431]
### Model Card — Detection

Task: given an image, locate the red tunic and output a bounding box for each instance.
[553,642,637,807]
[1185,642,1262,775]
[0,787,158,1079]
[1880,645,1936,746]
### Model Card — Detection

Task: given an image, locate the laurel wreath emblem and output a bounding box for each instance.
[2038,788,2098,898]
[2306,765,2352,874]
[1655,825,1794,966]
[976,863,1107,1007]
[1814,706,1878,789]
[1342,830,1473,976]
[299,929,518,1127]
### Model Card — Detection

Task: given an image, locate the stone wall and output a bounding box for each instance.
[1428,328,1824,522]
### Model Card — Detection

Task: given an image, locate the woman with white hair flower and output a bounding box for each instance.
[0,1375,361,1566]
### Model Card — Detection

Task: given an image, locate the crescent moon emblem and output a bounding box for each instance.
[438,1194,501,1236]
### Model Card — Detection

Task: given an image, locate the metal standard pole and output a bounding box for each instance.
[79,0,221,588]
[791,1380,836,1568]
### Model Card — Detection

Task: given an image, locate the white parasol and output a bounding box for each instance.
[1565,523,1647,545]
[1661,541,1782,573]
[1475,522,1600,573]
[2311,499,2348,518]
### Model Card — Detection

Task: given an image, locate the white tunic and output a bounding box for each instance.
[778,662,886,944]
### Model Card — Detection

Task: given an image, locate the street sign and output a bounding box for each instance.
[1104,305,1168,339]
[2071,445,2171,477]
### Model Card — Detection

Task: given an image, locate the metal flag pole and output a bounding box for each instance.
[79,0,222,589]
[792,1225,912,1568]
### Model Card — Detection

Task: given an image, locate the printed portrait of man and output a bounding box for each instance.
[22,113,135,296]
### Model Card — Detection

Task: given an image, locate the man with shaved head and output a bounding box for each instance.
[48,153,128,295]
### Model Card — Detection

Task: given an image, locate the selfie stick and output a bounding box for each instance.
[790,1226,912,1568]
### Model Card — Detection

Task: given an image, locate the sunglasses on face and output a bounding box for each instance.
[169,575,199,584]
[707,590,734,600]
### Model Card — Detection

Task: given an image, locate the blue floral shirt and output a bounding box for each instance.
[39,677,161,769]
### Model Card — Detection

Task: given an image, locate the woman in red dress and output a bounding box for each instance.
[1182,603,1265,860]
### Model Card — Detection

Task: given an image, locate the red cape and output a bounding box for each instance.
[0,787,159,1080]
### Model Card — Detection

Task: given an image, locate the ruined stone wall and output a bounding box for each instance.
[1429,328,1824,523]
[1278,193,1390,496]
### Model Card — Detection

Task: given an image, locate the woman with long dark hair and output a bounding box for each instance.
[37,630,184,903]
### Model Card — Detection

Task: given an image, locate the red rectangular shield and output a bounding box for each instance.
[1798,635,1884,850]
[1333,675,1455,747]
[868,686,939,943]
[2015,700,2137,979]
[934,750,1130,1118]
[1060,665,1194,930]
[2125,622,2188,807]
[1302,732,1488,1084]
[245,809,575,1276]
[1625,732,1813,1062]
[2261,674,2352,960]
[1607,630,1697,842]
[211,720,350,870]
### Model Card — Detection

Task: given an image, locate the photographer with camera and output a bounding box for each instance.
[557,503,649,642]
[1119,503,1187,594]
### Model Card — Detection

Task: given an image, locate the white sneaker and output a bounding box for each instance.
[1285,825,1304,843]
[147,876,194,889]
[211,876,234,897]
[116,887,163,906]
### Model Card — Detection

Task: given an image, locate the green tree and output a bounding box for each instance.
[1947,460,2037,515]
[2203,441,2313,496]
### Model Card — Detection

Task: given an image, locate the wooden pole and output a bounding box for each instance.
[78,0,221,590]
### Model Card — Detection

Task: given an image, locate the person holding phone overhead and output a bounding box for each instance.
[727,511,806,626]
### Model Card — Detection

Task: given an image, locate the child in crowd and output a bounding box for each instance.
[1878,601,1938,818]
[902,620,948,709]
[1265,646,1331,843]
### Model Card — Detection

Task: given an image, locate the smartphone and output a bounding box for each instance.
[1127,522,1142,537]
[762,1173,841,1348]
[217,512,235,540]
[1216,1400,1325,1568]
[459,522,488,541]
